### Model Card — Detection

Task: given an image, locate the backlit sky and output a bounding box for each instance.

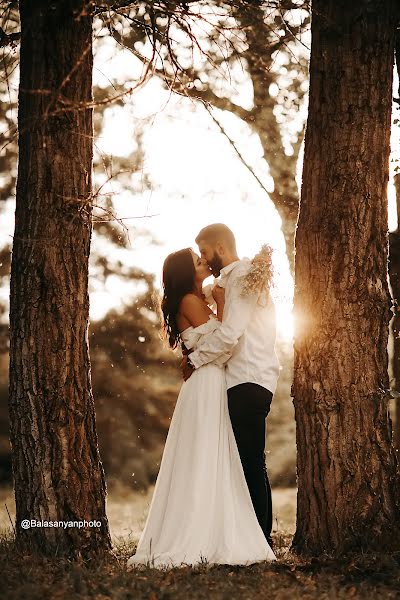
[90,37,296,339]
[0,35,399,342]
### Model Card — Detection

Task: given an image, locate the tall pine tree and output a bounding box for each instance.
[9,0,112,557]
[293,0,400,554]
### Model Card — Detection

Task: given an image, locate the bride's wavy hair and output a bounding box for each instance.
[160,248,196,349]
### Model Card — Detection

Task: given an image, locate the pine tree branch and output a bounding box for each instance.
[178,84,253,121]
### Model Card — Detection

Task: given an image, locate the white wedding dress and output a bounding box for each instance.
[127,315,276,569]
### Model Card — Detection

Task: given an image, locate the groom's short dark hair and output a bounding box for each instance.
[195,223,237,252]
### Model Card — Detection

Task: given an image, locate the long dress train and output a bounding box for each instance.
[127,315,276,568]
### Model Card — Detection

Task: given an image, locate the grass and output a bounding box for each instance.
[1,530,400,600]
[2,486,400,598]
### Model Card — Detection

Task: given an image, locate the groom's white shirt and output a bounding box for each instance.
[189,259,281,393]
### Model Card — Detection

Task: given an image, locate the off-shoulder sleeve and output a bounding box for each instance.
[182,315,232,367]
[182,315,221,350]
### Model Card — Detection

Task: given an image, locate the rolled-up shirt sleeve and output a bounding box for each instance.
[189,267,257,369]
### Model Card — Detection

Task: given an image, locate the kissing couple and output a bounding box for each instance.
[127,223,280,569]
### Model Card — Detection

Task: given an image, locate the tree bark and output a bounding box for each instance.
[390,30,400,451]
[390,173,400,450]
[9,0,112,557]
[292,0,400,554]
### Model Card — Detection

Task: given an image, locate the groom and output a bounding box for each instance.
[181,223,280,549]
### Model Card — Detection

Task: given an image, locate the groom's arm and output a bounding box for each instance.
[188,266,257,370]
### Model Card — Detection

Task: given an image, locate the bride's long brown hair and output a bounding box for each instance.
[161,248,196,349]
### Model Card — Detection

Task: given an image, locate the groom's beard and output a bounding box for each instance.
[208,252,224,277]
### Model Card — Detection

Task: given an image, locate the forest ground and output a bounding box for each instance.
[1,486,400,599]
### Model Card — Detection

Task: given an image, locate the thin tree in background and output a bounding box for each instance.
[108,1,310,271]
[293,0,400,554]
[9,0,112,557]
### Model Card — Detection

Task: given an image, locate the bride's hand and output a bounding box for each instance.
[212,284,225,305]
[181,354,194,381]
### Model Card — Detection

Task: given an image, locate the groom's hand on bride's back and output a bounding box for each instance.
[181,354,194,381]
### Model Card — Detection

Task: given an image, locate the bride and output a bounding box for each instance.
[127,247,276,569]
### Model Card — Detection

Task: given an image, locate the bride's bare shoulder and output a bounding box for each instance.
[179,294,212,328]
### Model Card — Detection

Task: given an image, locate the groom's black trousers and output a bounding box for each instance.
[227,382,273,542]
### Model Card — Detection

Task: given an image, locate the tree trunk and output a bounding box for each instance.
[390,30,400,451]
[292,0,400,554]
[390,173,400,450]
[246,60,301,275]
[236,4,305,273]
[9,0,112,558]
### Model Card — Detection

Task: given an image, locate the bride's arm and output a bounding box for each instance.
[202,283,217,312]
[212,285,225,322]
[179,292,230,380]
[217,300,224,322]
[189,265,259,370]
